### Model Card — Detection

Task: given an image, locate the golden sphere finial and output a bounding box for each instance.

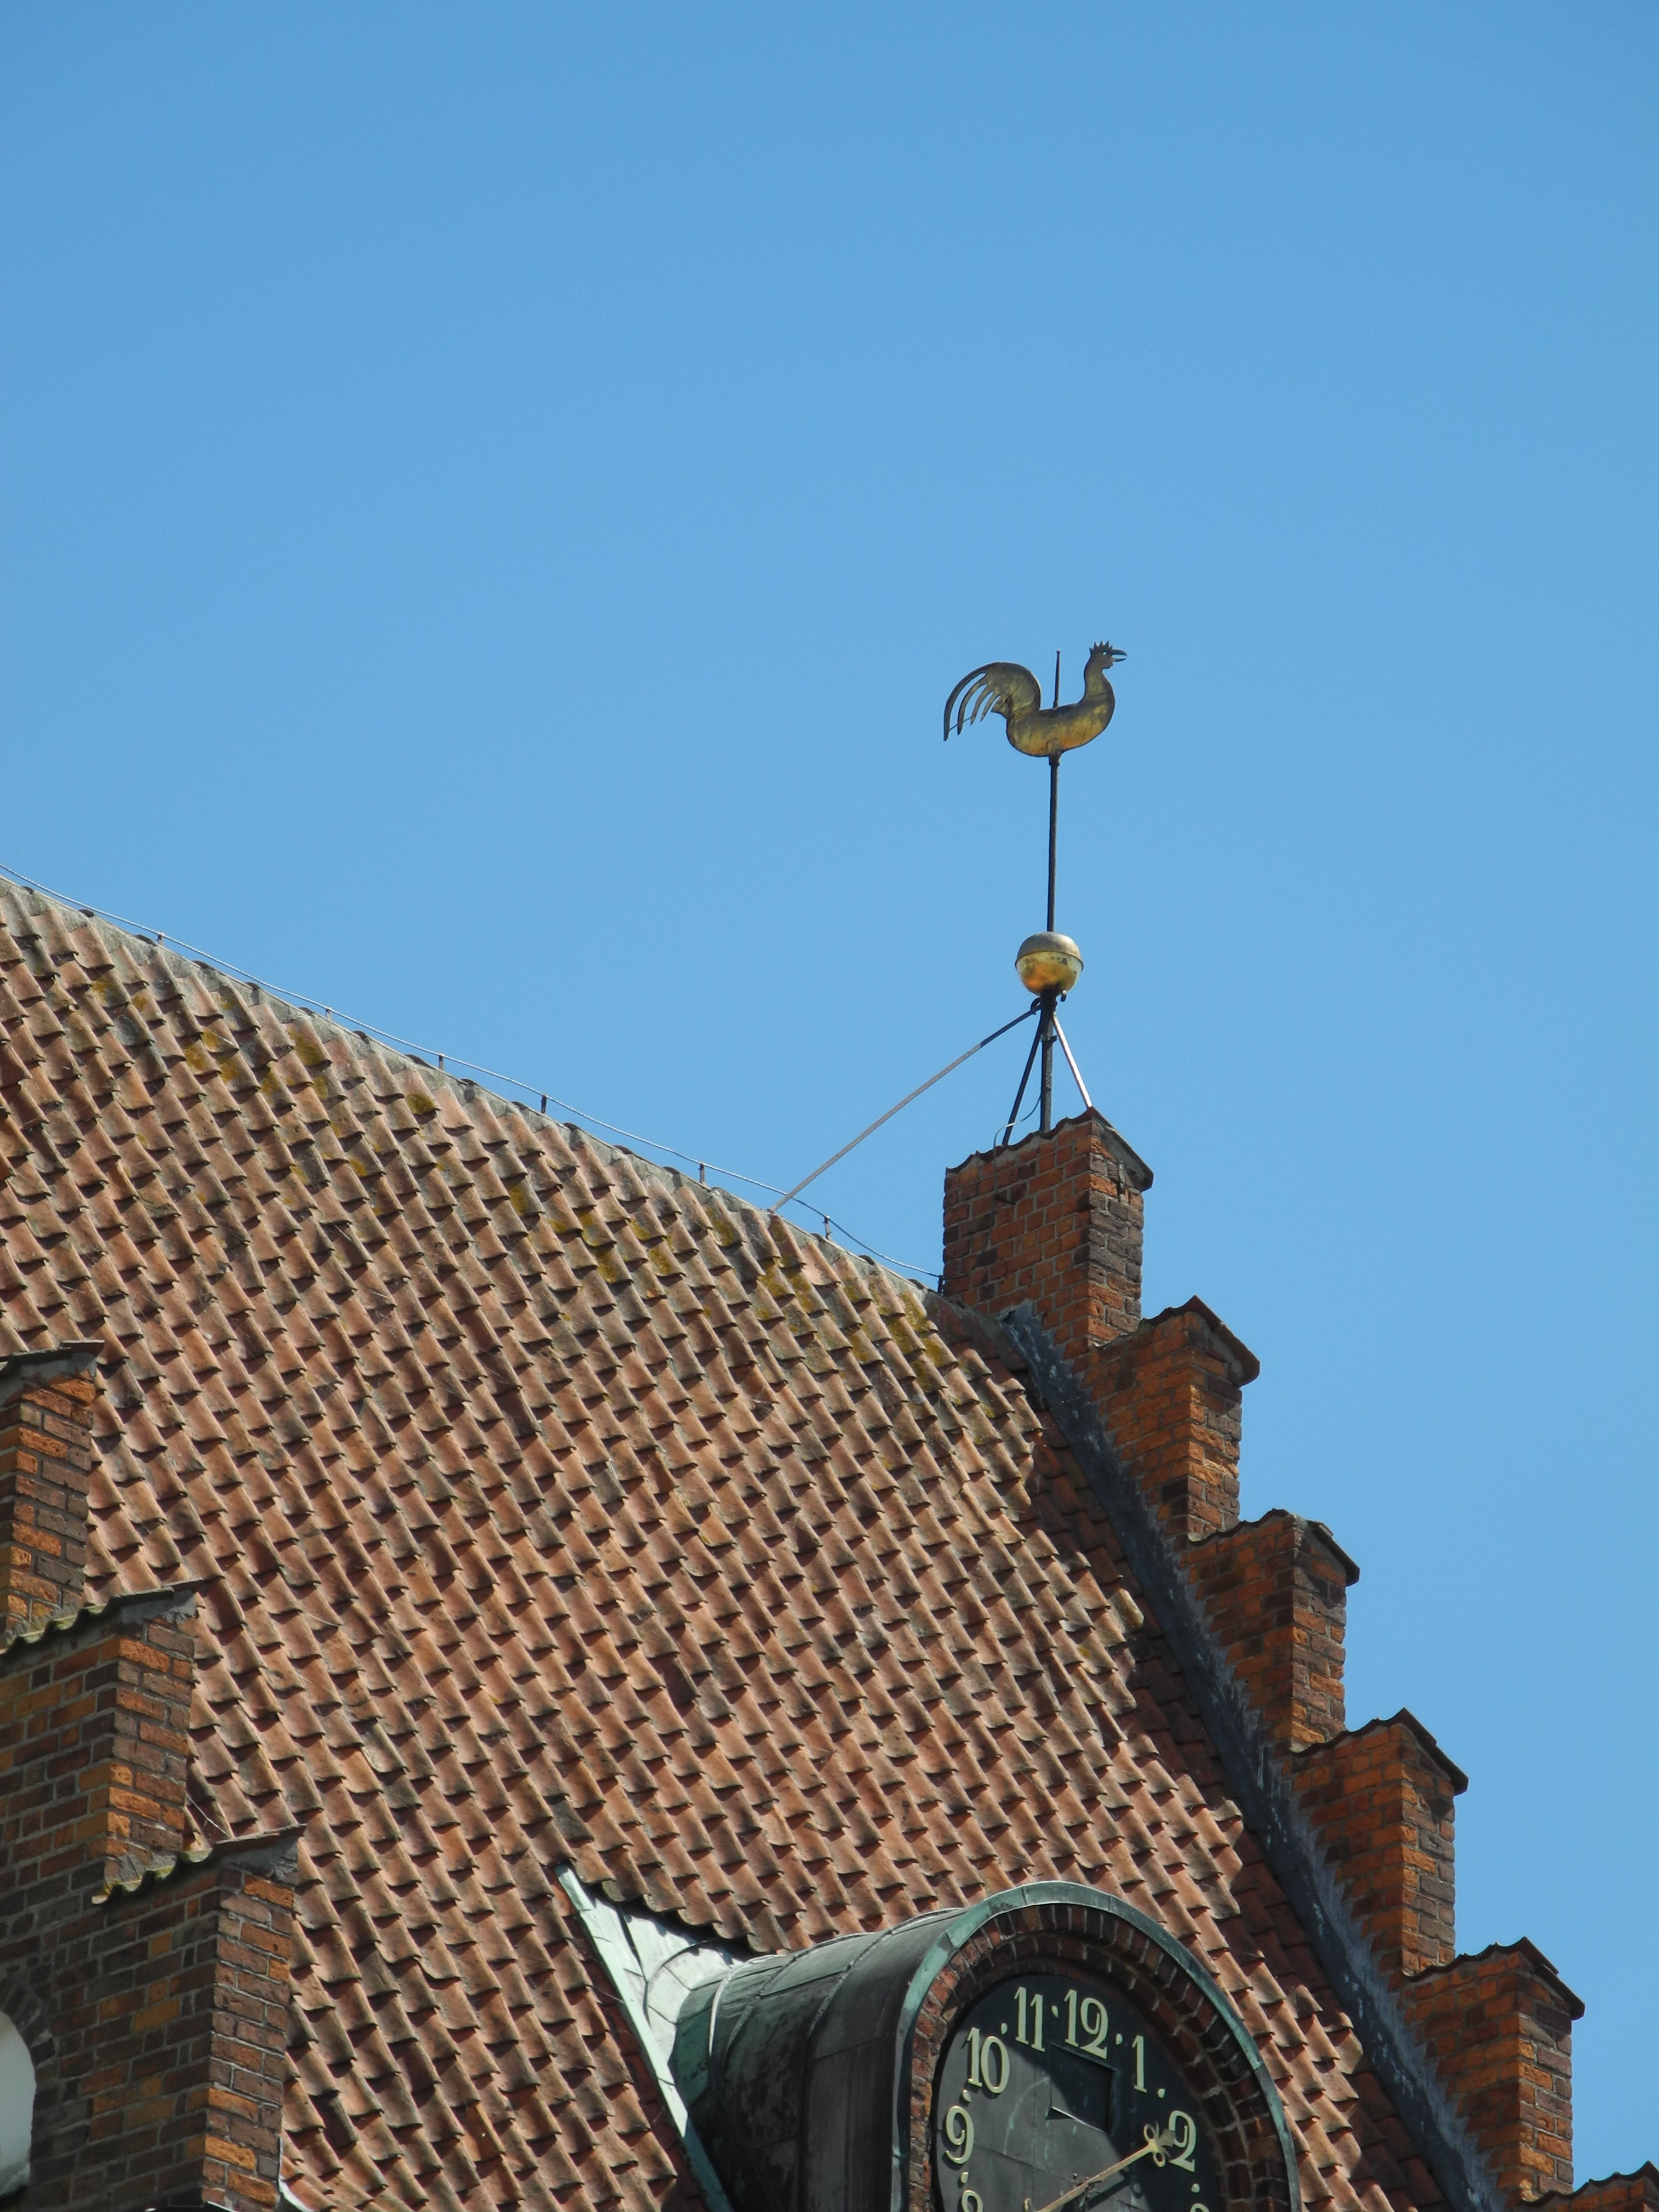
[1016,932,1083,995]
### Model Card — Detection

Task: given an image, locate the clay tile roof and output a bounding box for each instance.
[0,883,1445,2210]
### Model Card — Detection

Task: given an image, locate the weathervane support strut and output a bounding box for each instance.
[1000,1010,1046,1149]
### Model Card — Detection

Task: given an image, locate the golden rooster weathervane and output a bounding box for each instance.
[943,638,1127,1143]
[942,638,1127,758]
[766,635,1128,1230]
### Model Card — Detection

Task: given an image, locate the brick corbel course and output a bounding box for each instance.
[1542,2168,1659,2212]
[1187,1509,1358,1749]
[1089,1298,1260,1543]
[1292,1710,1466,1982]
[0,1343,102,1636]
[1401,1940,1582,2203]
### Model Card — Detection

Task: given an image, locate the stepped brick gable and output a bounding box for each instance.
[0,882,1643,2211]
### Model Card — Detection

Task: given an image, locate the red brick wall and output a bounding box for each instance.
[1292,1713,1463,1979]
[1402,1943,1579,2200]
[0,1597,195,1880]
[0,1352,101,1636]
[940,1128,1262,1553]
[1087,1298,1256,1543]
[936,1102,1598,2204]
[941,1111,1151,1367]
[0,1345,295,2211]
[1188,1510,1355,1749]
[7,1838,295,2211]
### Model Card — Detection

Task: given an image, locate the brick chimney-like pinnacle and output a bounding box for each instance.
[942,1110,1261,1552]
[940,1110,1151,1370]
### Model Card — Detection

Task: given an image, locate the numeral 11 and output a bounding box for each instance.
[1014,1987,1045,2051]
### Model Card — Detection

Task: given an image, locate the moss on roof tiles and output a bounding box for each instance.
[0,882,1437,2212]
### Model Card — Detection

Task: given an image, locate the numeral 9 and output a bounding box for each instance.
[943,2105,974,2166]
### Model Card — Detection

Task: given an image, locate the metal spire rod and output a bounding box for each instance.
[1040,649,1061,1128]
[1047,756,1059,933]
[1047,650,1061,932]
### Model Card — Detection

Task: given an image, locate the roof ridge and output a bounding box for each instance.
[0,872,936,1304]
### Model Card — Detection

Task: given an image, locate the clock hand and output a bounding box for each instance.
[1027,2124,1172,2212]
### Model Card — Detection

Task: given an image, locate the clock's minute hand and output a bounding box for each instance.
[1026,2123,1172,2212]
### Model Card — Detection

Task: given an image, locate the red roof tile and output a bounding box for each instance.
[0,883,1445,2210]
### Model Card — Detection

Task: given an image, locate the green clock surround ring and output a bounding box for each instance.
[902,1885,1299,2212]
[672,1880,1300,2212]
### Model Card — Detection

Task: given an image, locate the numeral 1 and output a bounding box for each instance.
[1133,2034,1146,2092]
[1065,1988,1078,2047]
[967,2026,982,2088]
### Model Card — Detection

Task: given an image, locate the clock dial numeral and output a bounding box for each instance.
[942,2103,974,2165]
[934,1971,1221,2212]
[1167,2111,1198,2171]
[965,2026,1011,2094]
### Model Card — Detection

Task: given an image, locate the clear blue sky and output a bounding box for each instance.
[3,4,1655,2179]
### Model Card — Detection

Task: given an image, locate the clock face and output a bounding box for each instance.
[931,1972,1223,2212]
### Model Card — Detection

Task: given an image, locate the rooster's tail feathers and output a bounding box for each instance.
[942,660,1042,740]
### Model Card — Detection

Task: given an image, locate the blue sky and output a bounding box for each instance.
[3,4,1655,2179]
